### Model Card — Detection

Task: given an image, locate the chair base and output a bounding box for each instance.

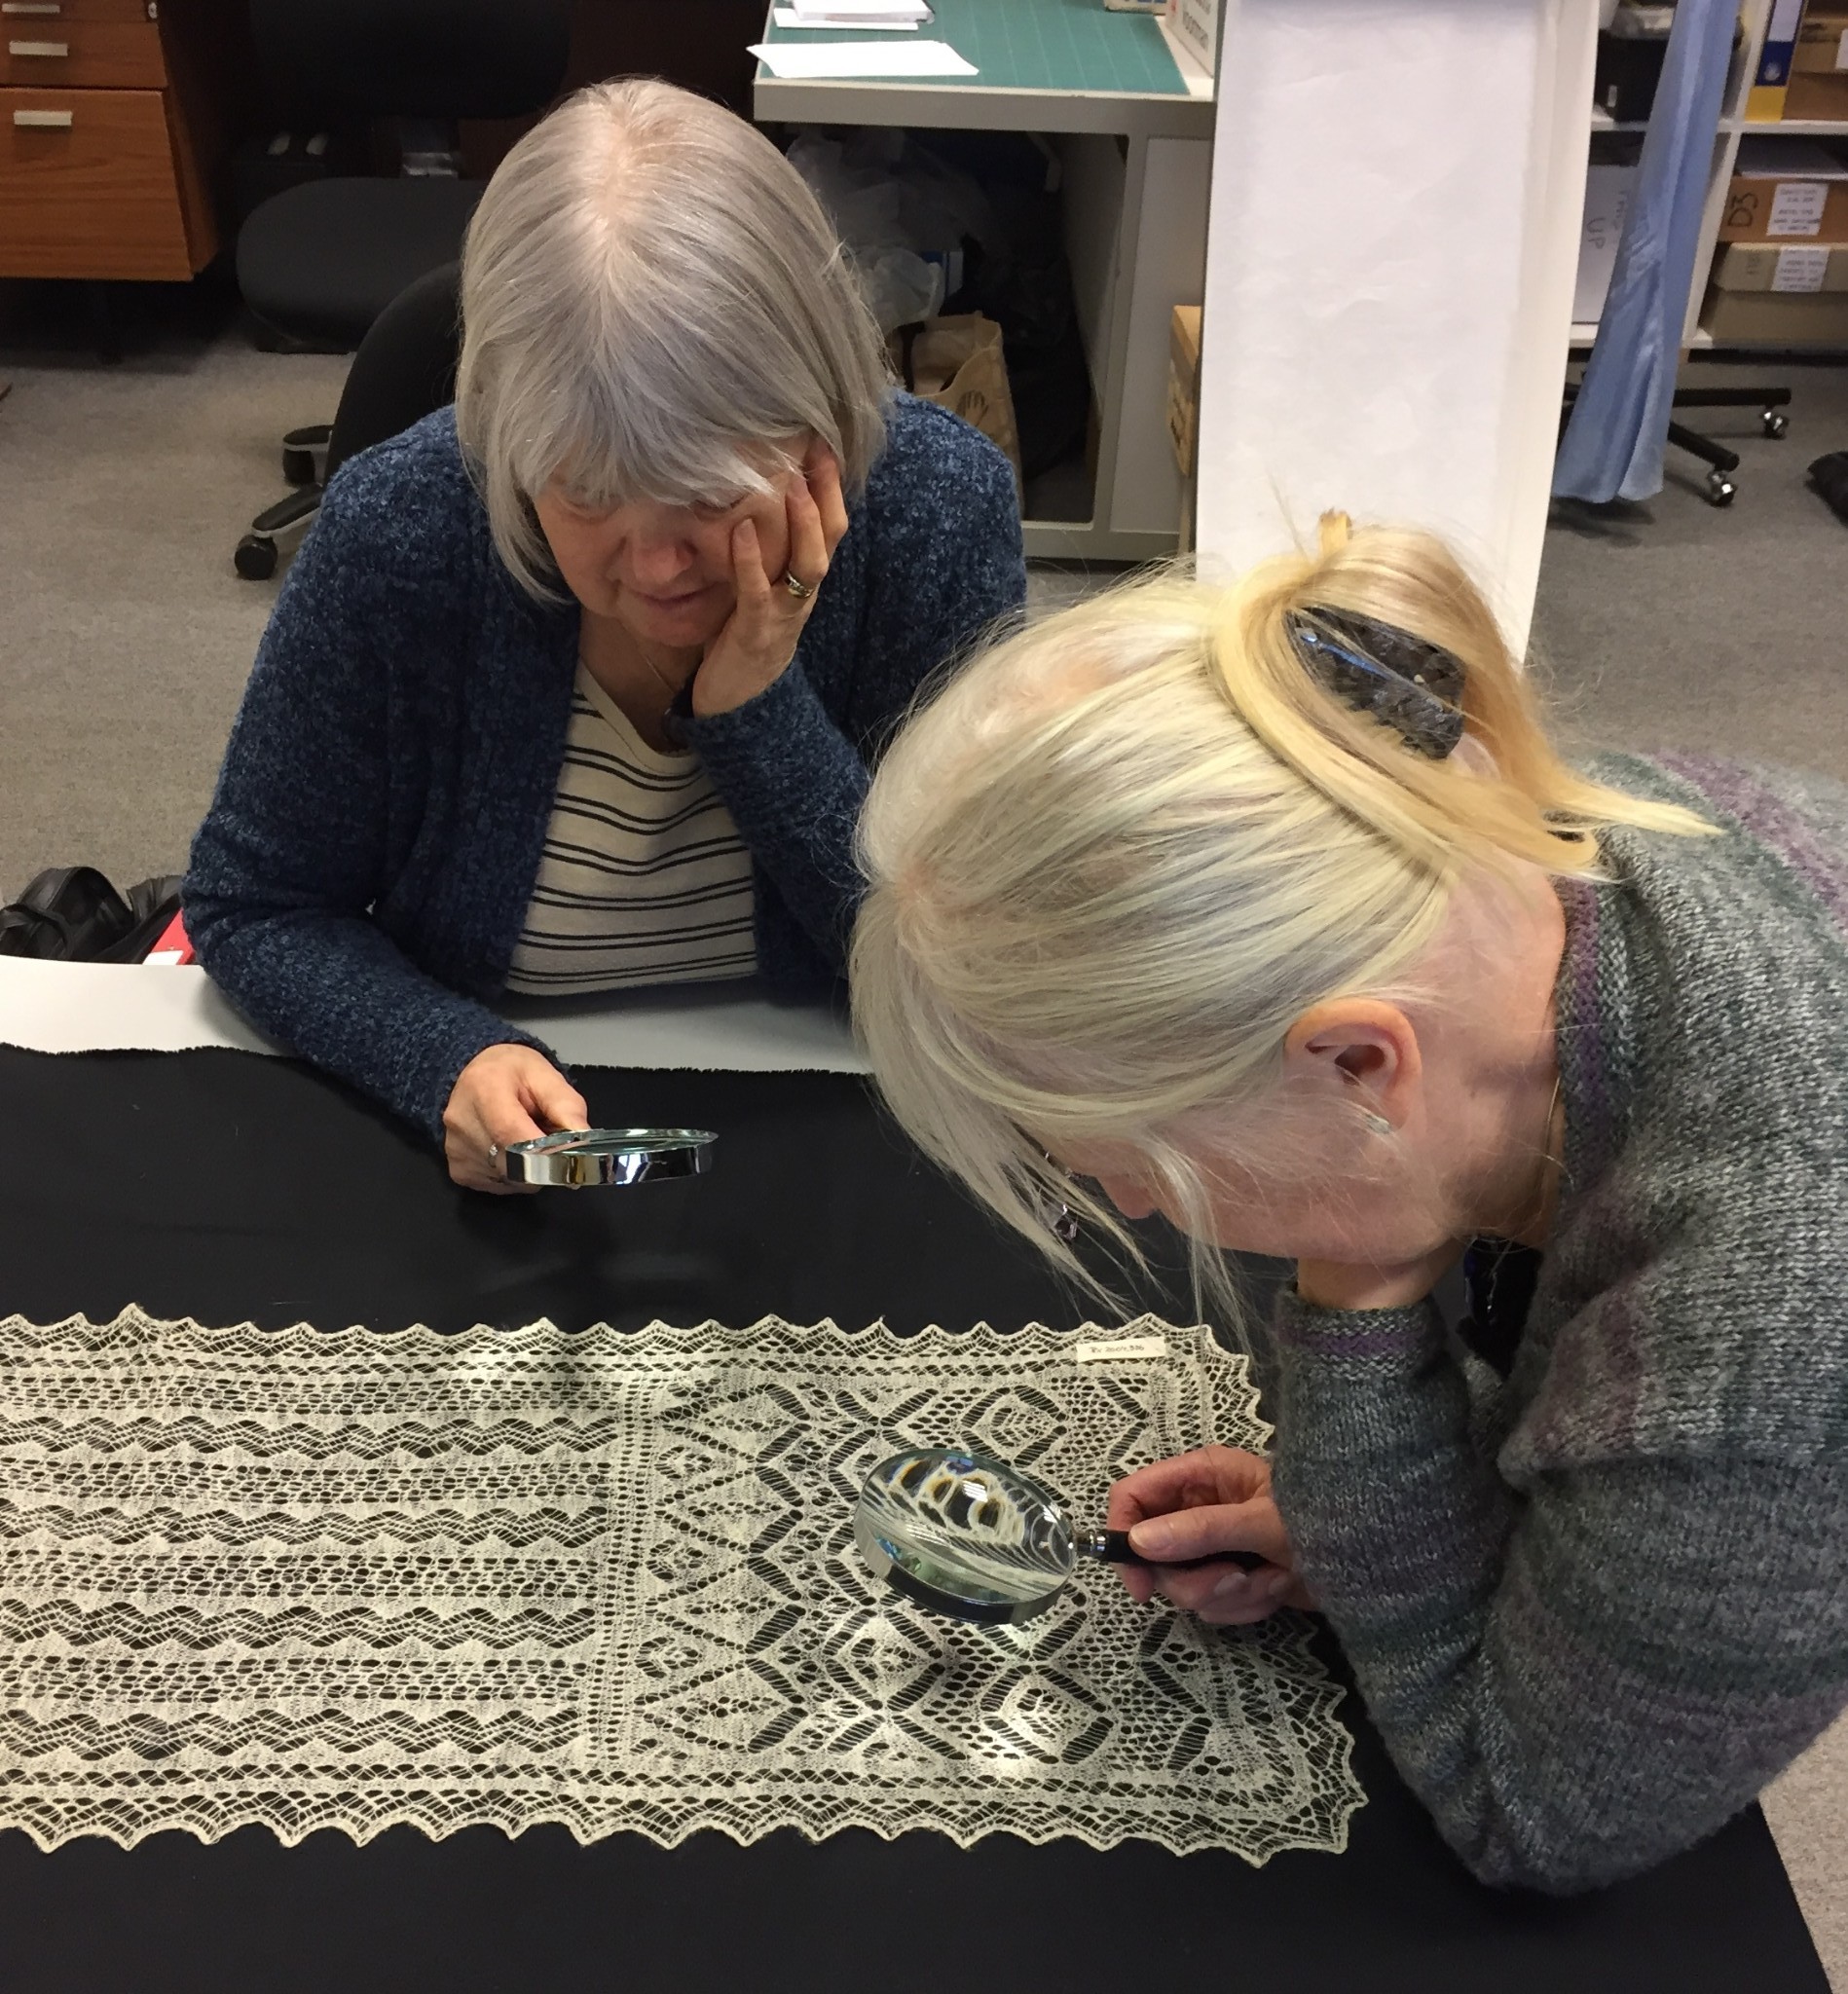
[235,455,323,580]
[1560,384,1792,506]
[282,424,332,487]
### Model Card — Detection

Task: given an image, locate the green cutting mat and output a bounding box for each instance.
[761,0,1188,96]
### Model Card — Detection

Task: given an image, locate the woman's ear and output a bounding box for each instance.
[1281,999,1423,1129]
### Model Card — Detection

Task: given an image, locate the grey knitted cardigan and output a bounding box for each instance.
[1271,752,1848,1893]
[185,398,1023,1140]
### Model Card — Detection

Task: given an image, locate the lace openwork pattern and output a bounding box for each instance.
[0,1309,1363,1859]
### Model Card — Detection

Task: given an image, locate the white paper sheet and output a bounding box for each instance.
[0,960,869,1074]
[791,0,930,16]
[508,982,868,1074]
[1767,182,1829,238]
[748,38,976,77]
[772,10,920,26]
[1773,243,1831,293]
[0,959,284,1056]
[1194,0,1601,657]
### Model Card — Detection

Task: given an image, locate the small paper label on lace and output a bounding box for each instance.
[1072,1333,1170,1363]
[0,1309,1361,1861]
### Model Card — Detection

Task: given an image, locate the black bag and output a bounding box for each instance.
[1809,451,1848,527]
[0,867,183,963]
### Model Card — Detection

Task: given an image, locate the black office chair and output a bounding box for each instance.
[235,260,463,579]
[331,262,464,474]
[233,0,569,579]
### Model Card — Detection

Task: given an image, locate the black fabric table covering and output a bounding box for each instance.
[0,1045,1828,1994]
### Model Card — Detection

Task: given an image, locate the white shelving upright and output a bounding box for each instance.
[1572,0,1848,351]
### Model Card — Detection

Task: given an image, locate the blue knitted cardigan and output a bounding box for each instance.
[185,396,1024,1139]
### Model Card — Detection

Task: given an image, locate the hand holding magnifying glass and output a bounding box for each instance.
[1107,1445,1315,1625]
[855,1447,1288,1627]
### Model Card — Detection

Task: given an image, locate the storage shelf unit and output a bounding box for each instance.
[1576,0,1848,354]
[1571,321,1716,348]
[753,0,1213,562]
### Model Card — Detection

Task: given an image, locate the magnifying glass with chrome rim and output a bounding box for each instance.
[502,1126,716,1189]
[854,1445,1264,1626]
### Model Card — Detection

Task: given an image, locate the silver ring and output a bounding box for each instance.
[486,1143,499,1161]
[783,571,816,602]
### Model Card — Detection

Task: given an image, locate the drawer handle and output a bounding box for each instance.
[1,3,63,13]
[9,35,67,52]
[12,106,71,126]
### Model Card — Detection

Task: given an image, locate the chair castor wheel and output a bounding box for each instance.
[1762,410,1789,440]
[235,533,278,579]
[281,446,318,485]
[1705,471,1737,508]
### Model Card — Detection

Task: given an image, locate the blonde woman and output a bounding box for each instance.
[851,516,1848,1893]
[186,80,1022,1189]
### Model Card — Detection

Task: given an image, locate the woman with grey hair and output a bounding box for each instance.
[186,79,1024,1188]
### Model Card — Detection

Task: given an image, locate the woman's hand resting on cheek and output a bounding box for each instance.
[1106,1446,1317,1626]
[692,442,850,718]
[442,1044,590,1194]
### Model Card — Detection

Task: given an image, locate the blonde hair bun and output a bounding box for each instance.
[850,519,1711,1300]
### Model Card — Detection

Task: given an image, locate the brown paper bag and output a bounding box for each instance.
[891,314,1024,497]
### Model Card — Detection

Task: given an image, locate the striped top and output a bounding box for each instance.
[502,666,758,995]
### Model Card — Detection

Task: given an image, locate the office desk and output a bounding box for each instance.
[754,0,1212,561]
[0,0,249,282]
[0,1034,1830,1994]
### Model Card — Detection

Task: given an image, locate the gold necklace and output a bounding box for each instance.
[631,639,684,703]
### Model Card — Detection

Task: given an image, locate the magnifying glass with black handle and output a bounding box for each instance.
[855,1445,1266,1626]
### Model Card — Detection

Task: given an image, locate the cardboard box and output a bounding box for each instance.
[1574,163,1639,321]
[1785,71,1848,117]
[1718,171,1848,240]
[1793,5,1848,74]
[1719,140,1848,240]
[1712,240,1848,290]
[1167,304,1201,475]
[1701,288,1848,341]
[1165,372,1196,475]
[1169,302,1201,385]
[1164,0,1220,79]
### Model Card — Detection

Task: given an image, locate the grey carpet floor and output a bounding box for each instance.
[0,291,348,895]
[1,293,1846,1979]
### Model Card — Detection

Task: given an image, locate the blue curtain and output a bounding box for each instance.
[1552,0,1736,502]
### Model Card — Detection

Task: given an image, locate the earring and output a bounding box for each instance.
[1362,1111,1392,1136]
[1032,1145,1083,1244]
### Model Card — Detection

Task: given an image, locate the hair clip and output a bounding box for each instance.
[1287,609,1466,759]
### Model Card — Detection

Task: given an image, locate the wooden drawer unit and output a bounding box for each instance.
[2,19,166,89]
[0,0,244,280]
[3,86,188,275]
[0,0,161,21]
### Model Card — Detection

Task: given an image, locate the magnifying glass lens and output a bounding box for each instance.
[855,1448,1079,1624]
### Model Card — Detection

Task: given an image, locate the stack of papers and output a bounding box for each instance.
[1736,137,1848,179]
[755,0,974,82]
[771,9,928,26]
[781,0,933,22]
[750,38,977,77]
